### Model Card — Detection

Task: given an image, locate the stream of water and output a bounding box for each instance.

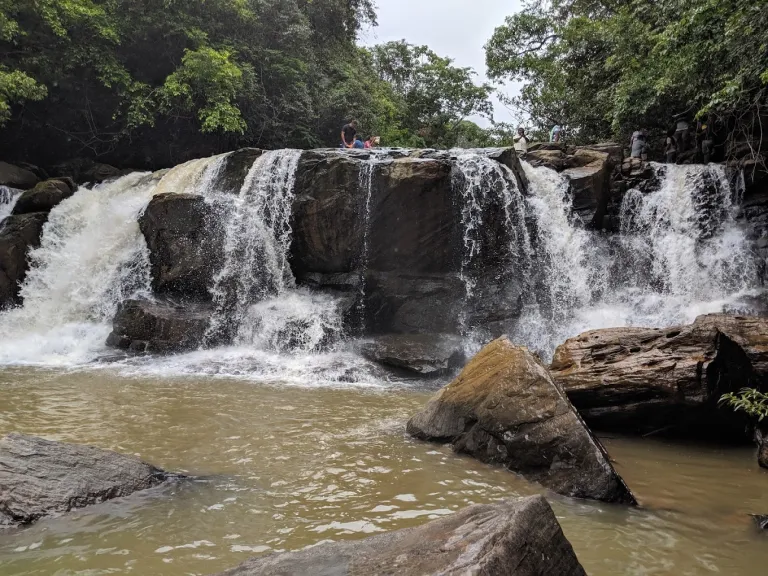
[0,151,765,574]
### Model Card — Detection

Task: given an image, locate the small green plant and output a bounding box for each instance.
[719,388,768,422]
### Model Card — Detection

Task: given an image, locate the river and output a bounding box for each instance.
[1,368,767,575]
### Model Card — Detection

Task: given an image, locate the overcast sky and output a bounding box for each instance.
[361,0,523,127]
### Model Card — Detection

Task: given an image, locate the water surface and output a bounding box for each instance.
[1,369,766,575]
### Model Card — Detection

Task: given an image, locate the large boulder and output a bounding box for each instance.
[0,161,39,190]
[360,333,465,376]
[12,179,75,215]
[106,298,212,353]
[215,496,587,576]
[50,158,127,184]
[407,337,636,504]
[139,193,222,298]
[550,314,768,435]
[0,212,47,309]
[0,433,175,526]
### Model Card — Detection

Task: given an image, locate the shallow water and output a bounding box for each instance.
[1,369,767,575]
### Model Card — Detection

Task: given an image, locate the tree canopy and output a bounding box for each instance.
[485,0,768,157]
[0,1,495,168]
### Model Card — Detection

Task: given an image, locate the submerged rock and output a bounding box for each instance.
[551,314,768,436]
[106,298,212,353]
[751,515,768,530]
[215,495,587,576]
[0,212,47,309]
[360,333,465,376]
[0,161,39,190]
[12,179,75,215]
[407,337,636,504]
[0,433,174,526]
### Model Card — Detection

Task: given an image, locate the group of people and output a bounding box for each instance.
[341,120,379,149]
[631,117,715,164]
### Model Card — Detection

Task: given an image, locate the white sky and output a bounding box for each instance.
[361,0,524,128]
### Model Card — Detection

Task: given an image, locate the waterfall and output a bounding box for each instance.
[511,161,761,358]
[0,186,22,224]
[0,156,227,365]
[205,149,343,353]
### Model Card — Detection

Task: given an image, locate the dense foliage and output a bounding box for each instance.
[720,389,768,423]
[0,1,494,168]
[486,0,768,156]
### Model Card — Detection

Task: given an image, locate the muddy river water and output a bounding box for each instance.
[1,368,767,575]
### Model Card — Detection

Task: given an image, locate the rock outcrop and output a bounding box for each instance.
[360,333,465,376]
[551,314,768,435]
[526,144,615,228]
[50,158,126,184]
[407,337,636,504]
[12,178,75,215]
[139,193,222,299]
[106,298,211,353]
[0,433,175,526]
[215,495,587,576]
[0,161,39,190]
[0,212,47,309]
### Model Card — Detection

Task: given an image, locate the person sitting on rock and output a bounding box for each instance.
[353,135,365,149]
[341,120,358,149]
[513,127,529,154]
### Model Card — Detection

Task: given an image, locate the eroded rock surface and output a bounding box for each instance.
[214,496,587,576]
[0,433,173,526]
[551,314,768,435]
[106,298,212,353]
[407,337,636,504]
[360,333,465,375]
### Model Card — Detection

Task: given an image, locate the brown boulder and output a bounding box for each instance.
[551,314,768,435]
[407,337,636,504]
[0,212,47,308]
[214,496,587,576]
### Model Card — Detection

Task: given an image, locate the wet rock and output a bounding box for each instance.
[0,433,174,526]
[0,161,39,190]
[407,337,636,504]
[12,179,75,215]
[139,193,222,299]
[50,158,127,184]
[562,149,612,228]
[751,515,768,530]
[106,298,212,353]
[551,314,768,436]
[360,334,466,376]
[215,495,587,576]
[217,148,264,194]
[756,429,768,469]
[0,212,47,309]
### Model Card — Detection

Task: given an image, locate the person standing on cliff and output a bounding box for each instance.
[513,127,529,154]
[341,120,358,149]
[550,124,562,143]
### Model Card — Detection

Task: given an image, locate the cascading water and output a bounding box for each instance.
[0,185,21,224]
[0,156,228,365]
[204,149,343,354]
[510,161,762,358]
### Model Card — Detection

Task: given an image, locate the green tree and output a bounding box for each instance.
[486,0,768,155]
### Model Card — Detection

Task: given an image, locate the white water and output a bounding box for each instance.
[0,156,228,365]
[512,162,761,357]
[0,185,22,224]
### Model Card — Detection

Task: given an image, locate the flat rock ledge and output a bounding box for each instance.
[359,333,466,376]
[0,433,175,527]
[213,495,587,576]
[407,337,636,505]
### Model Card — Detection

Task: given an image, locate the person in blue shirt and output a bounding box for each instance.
[353,136,365,149]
